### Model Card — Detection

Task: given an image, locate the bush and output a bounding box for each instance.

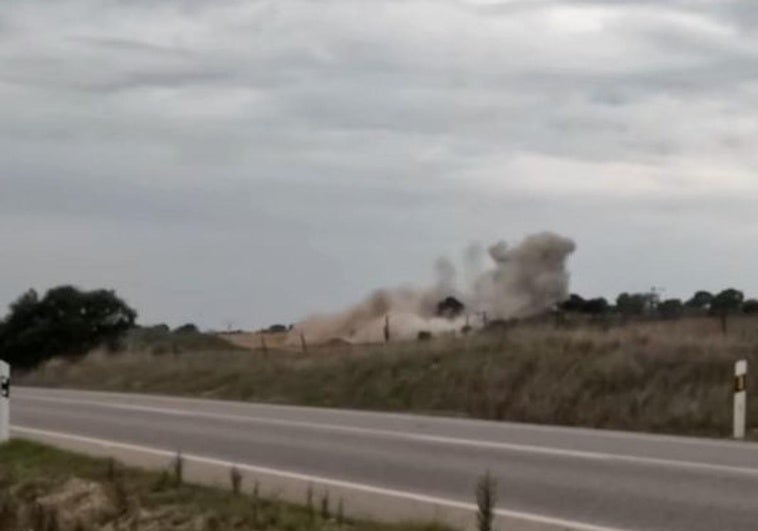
[174,323,199,334]
[658,299,684,320]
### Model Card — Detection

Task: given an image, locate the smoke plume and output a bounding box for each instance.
[291,232,576,344]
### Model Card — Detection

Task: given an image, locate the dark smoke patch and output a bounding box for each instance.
[437,296,466,319]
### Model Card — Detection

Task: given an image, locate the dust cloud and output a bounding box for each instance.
[290,232,576,344]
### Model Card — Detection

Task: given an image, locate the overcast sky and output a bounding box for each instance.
[2,0,758,328]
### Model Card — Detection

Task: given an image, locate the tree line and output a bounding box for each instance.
[559,288,755,321]
[2,284,758,370]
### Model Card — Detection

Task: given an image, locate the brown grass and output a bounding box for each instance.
[19,316,758,438]
[0,440,449,531]
[217,331,290,351]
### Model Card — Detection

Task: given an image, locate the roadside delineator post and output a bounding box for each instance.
[0,360,9,443]
[734,359,747,440]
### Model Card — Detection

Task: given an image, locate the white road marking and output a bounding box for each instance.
[11,425,627,531]
[17,393,758,476]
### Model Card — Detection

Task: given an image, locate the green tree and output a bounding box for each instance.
[710,288,744,335]
[686,290,713,311]
[658,299,684,320]
[174,323,199,334]
[0,285,137,369]
[711,288,744,315]
[616,292,649,317]
[583,297,610,315]
[743,299,758,315]
[559,294,586,313]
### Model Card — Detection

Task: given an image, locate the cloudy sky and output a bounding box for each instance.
[2,0,758,328]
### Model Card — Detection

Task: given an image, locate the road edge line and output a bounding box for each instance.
[11,425,626,531]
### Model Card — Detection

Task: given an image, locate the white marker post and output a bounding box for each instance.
[734,359,747,440]
[0,360,9,443]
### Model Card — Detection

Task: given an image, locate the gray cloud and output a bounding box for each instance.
[2,0,758,328]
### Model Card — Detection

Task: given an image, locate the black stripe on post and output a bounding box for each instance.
[735,374,746,393]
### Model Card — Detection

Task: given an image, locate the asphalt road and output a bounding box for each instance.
[10,387,758,531]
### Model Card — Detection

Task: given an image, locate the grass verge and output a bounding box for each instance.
[0,439,450,531]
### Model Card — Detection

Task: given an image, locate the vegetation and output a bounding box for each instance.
[20,315,758,438]
[561,288,753,321]
[0,439,450,531]
[0,287,240,370]
[264,324,290,334]
[9,285,758,438]
[120,325,242,355]
[0,286,136,370]
[475,473,496,531]
[174,323,200,334]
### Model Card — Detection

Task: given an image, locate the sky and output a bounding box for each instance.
[2,0,758,329]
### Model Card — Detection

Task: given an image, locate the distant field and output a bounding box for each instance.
[0,440,447,531]
[217,331,290,351]
[19,316,758,438]
[120,326,246,354]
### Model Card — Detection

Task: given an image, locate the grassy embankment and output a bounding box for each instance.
[0,439,449,531]
[20,316,758,438]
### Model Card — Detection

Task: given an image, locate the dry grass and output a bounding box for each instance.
[20,316,758,438]
[120,327,244,355]
[217,331,290,351]
[0,440,450,531]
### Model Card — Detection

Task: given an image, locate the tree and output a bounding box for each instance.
[658,299,684,320]
[710,288,744,315]
[710,288,744,335]
[686,291,713,311]
[174,323,199,334]
[583,297,610,315]
[0,285,137,370]
[559,294,586,313]
[558,294,608,316]
[616,293,647,317]
[743,299,758,315]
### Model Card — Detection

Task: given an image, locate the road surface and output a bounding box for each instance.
[10,387,758,531]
